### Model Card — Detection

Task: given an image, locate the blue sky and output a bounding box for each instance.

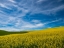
[0,0,64,31]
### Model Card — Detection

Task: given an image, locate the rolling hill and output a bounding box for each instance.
[0,30,28,36]
[0,26,64,48]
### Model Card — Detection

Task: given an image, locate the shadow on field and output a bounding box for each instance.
[0,30,28,36]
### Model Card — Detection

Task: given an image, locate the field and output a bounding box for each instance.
[0,27,64,48]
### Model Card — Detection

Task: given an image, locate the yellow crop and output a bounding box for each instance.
[0,27,64,48]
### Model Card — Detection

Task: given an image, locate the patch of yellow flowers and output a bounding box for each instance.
[0,27,64,48]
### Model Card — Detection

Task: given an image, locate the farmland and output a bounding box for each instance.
[0,27,64,48]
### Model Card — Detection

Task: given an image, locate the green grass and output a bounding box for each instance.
[0,30,28,36]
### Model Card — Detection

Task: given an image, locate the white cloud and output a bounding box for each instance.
[0,0,64,16]
[31,20,41,23]
[0,27,21,31]
[21,23,44,28]
[15,19,21,27]
[31,5,64,15]
[8,4,29,17]
[36,23,44,27]
[0,16,17,27]
[37,0,46,3]
[0,0,63,31]
[0,19,44,31]
[9,0,16,3]
[0,16,62,31]
[0,10,5,14]
[44,18,62,24]
[0,3,11,9]
[48,5,64,13]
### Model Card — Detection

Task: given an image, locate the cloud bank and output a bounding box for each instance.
[0,0,64,31]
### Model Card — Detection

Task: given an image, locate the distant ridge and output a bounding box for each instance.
[0,26,64,36]
[0,30,28,36]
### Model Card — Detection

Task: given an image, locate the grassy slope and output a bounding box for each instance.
[0,26,64,48]
[0,30,28,36]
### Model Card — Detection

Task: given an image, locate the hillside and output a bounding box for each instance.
[0,30,28,36]
[0,26,64,48]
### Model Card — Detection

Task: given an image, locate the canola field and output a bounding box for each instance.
[0,27,64,48]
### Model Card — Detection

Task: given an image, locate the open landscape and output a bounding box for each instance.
[0,26,64,48]
[0,0,64,48]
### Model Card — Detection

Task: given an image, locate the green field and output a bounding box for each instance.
[0,30,28,36]
[0,27,64,48]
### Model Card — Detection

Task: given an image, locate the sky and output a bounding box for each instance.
[0,0,64,31]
